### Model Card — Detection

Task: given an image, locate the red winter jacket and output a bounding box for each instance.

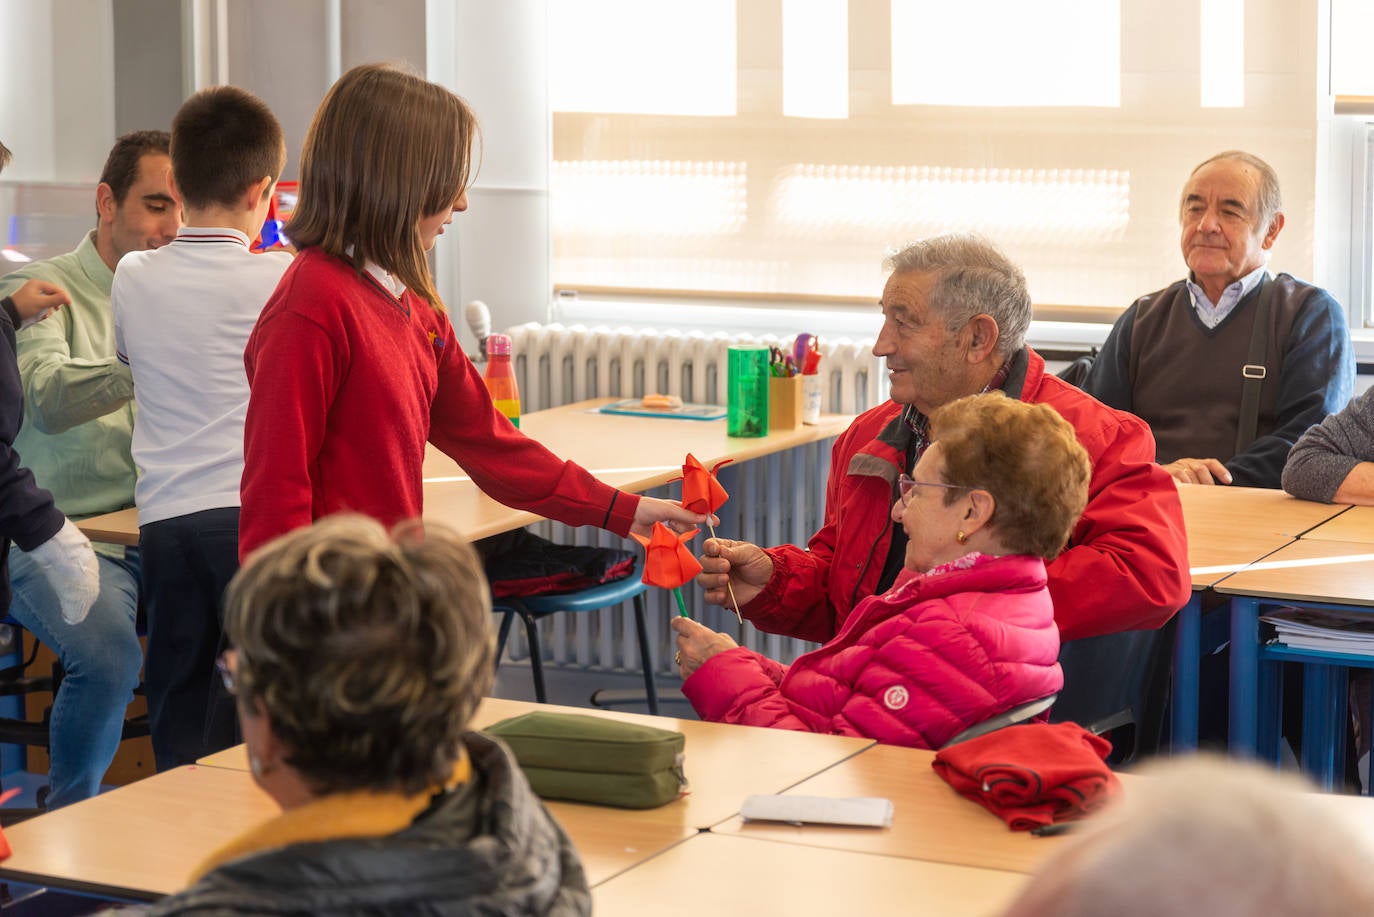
[683,553,1063,748]
[741,348,1190,644]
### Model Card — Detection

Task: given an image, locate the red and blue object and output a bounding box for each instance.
[253,180,297,252]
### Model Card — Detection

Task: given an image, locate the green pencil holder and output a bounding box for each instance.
[727,345,769,438]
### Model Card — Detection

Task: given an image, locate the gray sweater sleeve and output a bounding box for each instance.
[1282,386,1374,503]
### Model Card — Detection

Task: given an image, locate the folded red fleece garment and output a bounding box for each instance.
[931,722,1122,831]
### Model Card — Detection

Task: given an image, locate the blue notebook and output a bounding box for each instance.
[598,399,727,421]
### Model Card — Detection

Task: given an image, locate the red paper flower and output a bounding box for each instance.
[680,453,732,515]
[630,522,703,590]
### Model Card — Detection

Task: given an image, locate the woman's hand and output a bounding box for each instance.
[630,496,717,538]
[696,537,773,609]
[671,616,738,680]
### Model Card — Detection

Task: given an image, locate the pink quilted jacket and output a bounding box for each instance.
[682,553,1063,749]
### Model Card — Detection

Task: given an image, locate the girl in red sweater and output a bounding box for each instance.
[240,64,704,558]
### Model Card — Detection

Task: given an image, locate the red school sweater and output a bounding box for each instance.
[239,249,638,558]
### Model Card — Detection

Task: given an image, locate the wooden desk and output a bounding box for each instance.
[0,765,275,902]
[1178,484,1348,586]
[74,507,139,548]
[203,697,874,830]
[194,698,874,892]
[1171,484,1351,750]
[77,399,851,547]
[1301,504,1374,544]
[89,759,689,895]
[592,832,1030,917]
[1217,538,1374,772]
[711,743,1092,875]
[1213,537,1374,607]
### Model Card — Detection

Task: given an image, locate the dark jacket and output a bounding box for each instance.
[0,298,67,612]
[145,733,591,916]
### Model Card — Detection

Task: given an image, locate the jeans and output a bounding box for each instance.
[6,545,142,808]
[140,508,240,770]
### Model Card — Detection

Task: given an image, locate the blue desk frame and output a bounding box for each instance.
[1173,501,1356,754]
[1171,593,1203,750]
[1229,596,1374,792]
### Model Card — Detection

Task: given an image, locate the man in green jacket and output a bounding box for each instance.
[0,130,180,807]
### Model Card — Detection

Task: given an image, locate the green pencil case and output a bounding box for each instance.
[485,711,688,809]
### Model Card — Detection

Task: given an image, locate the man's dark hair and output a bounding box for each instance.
[98,130,171,205]
[0,139,11,173]
[171,86,285,211]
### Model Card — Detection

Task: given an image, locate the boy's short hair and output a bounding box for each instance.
[170,86,285,211]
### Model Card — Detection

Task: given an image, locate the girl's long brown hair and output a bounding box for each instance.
[286,63,478,313]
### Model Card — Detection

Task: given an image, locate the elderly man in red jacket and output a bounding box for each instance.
[698,234,1191,645]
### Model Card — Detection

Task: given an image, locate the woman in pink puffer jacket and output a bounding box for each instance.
[674,392,1092,749]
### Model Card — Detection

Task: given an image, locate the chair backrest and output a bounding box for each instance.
[1055,353,1096,388]
[1048,617,1177,767]
[941,693,1059,748]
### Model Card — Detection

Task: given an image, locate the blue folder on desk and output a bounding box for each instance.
[598,399,727,421]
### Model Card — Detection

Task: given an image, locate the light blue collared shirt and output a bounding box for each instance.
[1186,263,1268,329]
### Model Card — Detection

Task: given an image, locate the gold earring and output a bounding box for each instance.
[956,530,968,544]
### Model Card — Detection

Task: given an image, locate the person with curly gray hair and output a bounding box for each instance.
[147,515,590,916]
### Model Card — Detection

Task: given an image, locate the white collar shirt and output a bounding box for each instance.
[1186,263,1268,329]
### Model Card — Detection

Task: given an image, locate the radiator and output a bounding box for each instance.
[498,322,886,678]
[507,323,884,416]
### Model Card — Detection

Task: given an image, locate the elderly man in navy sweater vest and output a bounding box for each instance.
[1082,150,1354,489]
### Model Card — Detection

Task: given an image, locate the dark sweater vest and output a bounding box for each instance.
[1127,274,1312,465]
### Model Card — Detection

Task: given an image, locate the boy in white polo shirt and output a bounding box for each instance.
[112,86,290,769]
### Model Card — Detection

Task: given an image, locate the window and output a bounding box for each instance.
[1199,0,1245,108]
[549,0,736,116]
[1334,0,1374,330]
[551,1,1325,320]
[783,0,848,119]
[1332,0,1374,97]
[890,0,1119,108]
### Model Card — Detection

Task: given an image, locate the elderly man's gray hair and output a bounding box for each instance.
[884,234,1032,356]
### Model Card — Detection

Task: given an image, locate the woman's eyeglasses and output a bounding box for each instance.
[898,474,977,504]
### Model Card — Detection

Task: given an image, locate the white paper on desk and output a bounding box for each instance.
[740,794,894,827]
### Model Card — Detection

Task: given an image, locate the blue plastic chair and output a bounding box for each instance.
[493,569,658,715]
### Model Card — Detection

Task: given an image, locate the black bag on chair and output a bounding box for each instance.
[1056,353,1097,388]
[476,528,635,599]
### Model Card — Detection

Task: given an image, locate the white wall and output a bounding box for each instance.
[429,0,552,354]
[0,0,115,182]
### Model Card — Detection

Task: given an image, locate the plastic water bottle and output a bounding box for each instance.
[483,333,521,428]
